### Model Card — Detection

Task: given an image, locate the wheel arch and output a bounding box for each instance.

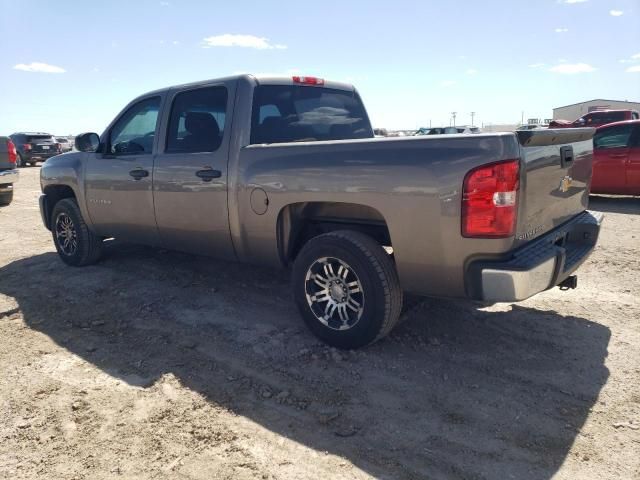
[42,184,78,230]
[276,201,392,266]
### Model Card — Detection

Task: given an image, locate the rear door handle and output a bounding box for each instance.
[196,169,222,182]
[129,168,149,180]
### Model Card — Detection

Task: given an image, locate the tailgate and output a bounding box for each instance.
[515,128,595,244]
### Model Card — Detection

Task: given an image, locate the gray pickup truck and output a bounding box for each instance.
[39,74,603,348]
[0,136,19,206]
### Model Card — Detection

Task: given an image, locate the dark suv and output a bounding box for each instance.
[9,132,61,167]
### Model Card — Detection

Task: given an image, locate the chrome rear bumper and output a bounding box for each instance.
[468,211,604,302]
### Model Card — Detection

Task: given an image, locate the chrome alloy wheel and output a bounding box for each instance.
[304,257,364,331]
[55,212,78,256]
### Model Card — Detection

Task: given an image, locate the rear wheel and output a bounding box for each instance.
[16,153,24,167]
[0,189,13,206]
[292,230,402,349]
[51,198,103,266]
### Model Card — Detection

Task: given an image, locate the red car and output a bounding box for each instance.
[550,109,640,129]
[591,120,640,195]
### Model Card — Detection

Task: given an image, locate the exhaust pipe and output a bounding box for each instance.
[558,275,578,291]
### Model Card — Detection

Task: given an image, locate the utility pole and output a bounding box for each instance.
[451,112,457,127]
[521,111,524,125]
[471,112,476,126]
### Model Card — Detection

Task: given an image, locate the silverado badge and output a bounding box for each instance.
[559,175,573,193]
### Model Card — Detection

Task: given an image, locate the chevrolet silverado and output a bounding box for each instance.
[39,74,603,348]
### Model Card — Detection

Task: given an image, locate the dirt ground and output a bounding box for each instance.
[0,166,638,480]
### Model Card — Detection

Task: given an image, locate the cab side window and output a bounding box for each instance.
[593,125,633,149]
[109,97,161,155]
[166,86,228,153]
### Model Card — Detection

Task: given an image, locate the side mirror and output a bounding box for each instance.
[75,132,100,153]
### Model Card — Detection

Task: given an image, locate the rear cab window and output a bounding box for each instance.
[250,85,373,144]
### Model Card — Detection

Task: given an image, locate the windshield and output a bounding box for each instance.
[250,85,373,144]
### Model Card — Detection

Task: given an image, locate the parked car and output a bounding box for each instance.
[56,137,74,153]
[39,74,602,349]
[415,126,481,135]
[549,110,640,129]
[591,120,640,195]
[0,136,19,206]
[9,132,61,167]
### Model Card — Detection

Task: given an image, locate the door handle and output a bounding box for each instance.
[196,169,222,182]
[129,168,149,180]
[608,154,627,159]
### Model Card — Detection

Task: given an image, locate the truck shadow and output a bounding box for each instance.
[0,246,610,480]
[589,194,640,215]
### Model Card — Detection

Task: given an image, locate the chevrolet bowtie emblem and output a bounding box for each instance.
[559,176,573,193]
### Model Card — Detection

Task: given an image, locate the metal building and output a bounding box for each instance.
[553,99,640,121]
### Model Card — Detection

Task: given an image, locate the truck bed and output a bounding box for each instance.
[235,129,595,297]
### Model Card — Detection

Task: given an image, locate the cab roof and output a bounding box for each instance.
[139,74,355,98]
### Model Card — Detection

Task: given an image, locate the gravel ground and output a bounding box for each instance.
[0,167,639,480]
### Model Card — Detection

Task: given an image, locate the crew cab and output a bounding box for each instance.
[549,109,640,129]
[0,136,19,206]
[592,120,640,195]
[39,75,603,349]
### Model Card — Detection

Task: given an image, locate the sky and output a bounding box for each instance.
[0,0,639,134]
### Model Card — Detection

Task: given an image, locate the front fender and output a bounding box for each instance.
[40,152,92,228]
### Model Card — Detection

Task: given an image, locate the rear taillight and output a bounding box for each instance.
[461,159,520,238]
[23,143,32,151]
[292,76,324,86]
[7,140,17,165]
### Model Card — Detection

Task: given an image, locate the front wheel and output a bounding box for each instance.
[16,153,24,167]
[51,198,104,266]
[292,230,403,349]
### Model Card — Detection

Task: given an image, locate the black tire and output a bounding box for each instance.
[51,198,103,266]
[16,153,24,168]
[29,162,36,167]
[292,230,403,349]
[0,189,13,206]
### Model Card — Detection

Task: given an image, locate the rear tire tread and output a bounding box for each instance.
[326,231,403,343]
